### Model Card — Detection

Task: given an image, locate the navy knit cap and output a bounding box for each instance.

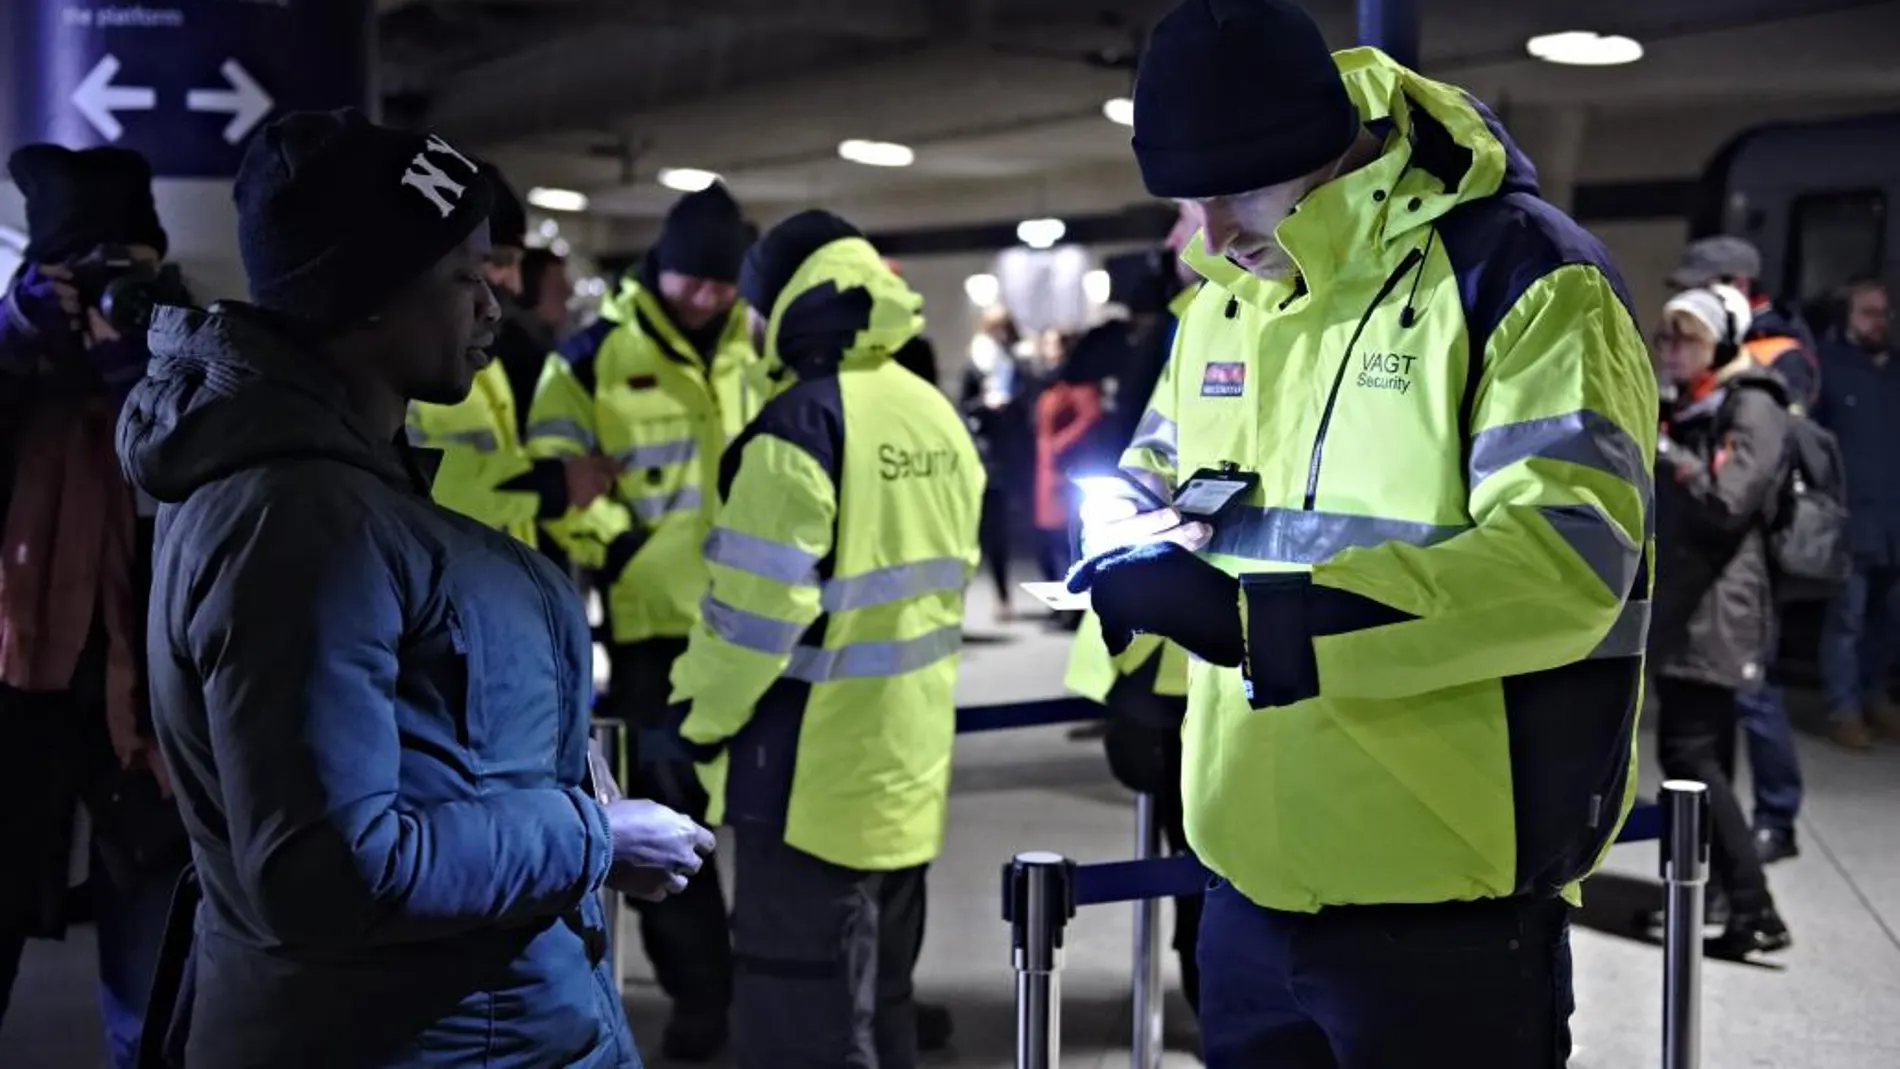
[737,209,863,317]
[1132,0,1360,199]
[234,108,493,327]
[652,182,751,284]
[8,144,168,263]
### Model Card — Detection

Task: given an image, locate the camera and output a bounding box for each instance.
[66,244,192,335]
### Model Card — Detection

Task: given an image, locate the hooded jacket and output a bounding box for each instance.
[117,304,633,1068]
[1652,360,1791,689]
[668,237,984,872]
[1123,49,1657,913]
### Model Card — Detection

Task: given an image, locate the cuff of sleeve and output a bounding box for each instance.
[1237,573,1319,710]
[566,786,615,898]
[670,703,726,764]
[602,530,645,582]
[529,459,571,518]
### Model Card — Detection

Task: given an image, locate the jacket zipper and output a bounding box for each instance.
[1301,248,1425,511]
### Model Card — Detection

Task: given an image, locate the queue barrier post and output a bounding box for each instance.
[1660,780,1710,1069]
[588,718,628,1001]
[1004,852,1076,1069]
[1130,793,1166,1069]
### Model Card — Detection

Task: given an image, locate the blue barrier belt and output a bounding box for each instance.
[622,696,1107,768]
[1066,802,1667,907]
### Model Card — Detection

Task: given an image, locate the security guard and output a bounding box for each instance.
[526,182,757,1059]
[1065,3,1657,1066]
[407,165,616,547]
[667,210,983,1069]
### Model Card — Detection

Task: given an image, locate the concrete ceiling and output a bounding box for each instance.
[374,0,1900,232]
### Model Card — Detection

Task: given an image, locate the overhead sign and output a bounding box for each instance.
[5,0,375,179]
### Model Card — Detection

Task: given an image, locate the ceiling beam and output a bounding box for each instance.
[627,0,938,40]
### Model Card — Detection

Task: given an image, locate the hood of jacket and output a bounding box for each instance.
[1184,47,1539,307]
[755,236,923,397]
[117,303,412,504]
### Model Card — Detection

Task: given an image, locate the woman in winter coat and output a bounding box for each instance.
[1650,283,1793,959]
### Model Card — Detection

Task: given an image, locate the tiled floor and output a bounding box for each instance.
[6,587,1899,1068]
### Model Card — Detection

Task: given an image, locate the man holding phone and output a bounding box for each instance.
[1064,3,1657,1066]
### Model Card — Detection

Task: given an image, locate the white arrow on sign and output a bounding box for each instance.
[71,55,157,142]
[186,60,273,144]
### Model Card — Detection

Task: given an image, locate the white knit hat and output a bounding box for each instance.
[1663,283,1752,345]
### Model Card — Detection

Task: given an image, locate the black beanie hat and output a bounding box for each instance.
[234,108,493,327]
[737,209,863,318]
[1132,0,1360,199]
[8,144,168,263]
[652,182,750,284]
[480,161,527,250]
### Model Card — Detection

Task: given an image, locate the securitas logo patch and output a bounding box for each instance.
[1200,362,1247,397]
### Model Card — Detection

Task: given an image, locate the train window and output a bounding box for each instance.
[1786,191,1885,308]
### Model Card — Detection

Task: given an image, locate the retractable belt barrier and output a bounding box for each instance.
[1004,781,1713,1069]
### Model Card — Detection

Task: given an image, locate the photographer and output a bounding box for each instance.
[0,144,187,1067]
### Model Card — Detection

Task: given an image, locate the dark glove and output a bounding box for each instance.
[1,264,79,357]
[1066,541,1243,667]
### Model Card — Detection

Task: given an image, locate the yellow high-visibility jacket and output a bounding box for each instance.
[407,360,546,548]
[670,237,985,872]
[1128,48,1657,914]
[526,278,760,643]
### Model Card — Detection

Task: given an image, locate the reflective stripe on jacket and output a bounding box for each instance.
[407,360,543,548]
[670,237,985,872]
[1129,48,1657,914]
[526,279,760,643]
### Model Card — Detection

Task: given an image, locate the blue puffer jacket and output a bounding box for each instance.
[117,304,640,1069]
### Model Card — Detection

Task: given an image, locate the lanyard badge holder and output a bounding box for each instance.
[1171,463,1259,527]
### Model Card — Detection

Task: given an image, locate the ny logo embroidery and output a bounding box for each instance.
[400,134,479,218]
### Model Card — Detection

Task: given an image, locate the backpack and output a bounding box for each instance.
[1740,339,1852,600]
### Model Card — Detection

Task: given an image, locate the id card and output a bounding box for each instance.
[1020,581,1091,611]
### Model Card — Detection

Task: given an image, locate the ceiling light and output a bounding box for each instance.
[1103,97,1134,127]
[963,273,1000,307]
[1017,218,1066,250]
[838,139,915,168]
[527,187,589,213]
[550,238,571,258]
[1084,269,1112,304]
[537,219,560,241]
[658,167,722,193]
[1526,31,1643,66]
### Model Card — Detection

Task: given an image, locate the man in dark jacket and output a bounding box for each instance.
[1812,277,1900,751]
[1651,284,1792,960]
[1668,235,1813,864]
[117,108,713,1068]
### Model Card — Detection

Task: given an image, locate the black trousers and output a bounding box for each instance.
[603,639,733,1018]
[977,479,1012,604]
[1101,674,1201,1014]
[1653,676,1772,915]
[1199,887,1573,1068]
[730,829,926,1069]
